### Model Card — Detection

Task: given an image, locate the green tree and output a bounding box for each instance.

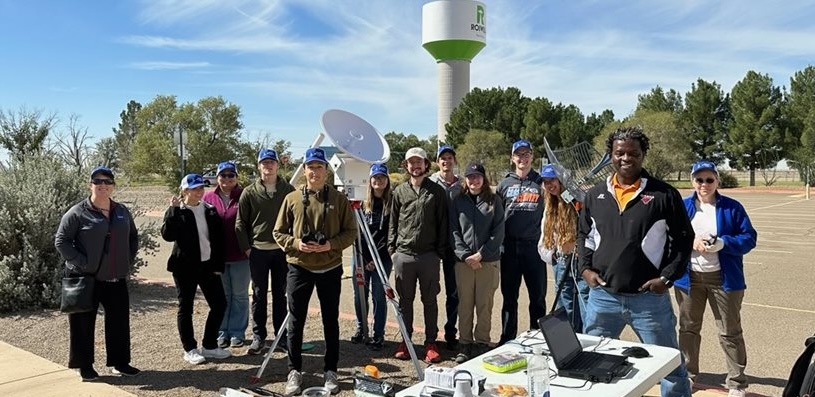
[521,97,559,151]
[0,107,57,162]
[92,137,118,169]
[786,66,815,189]
[182,96,244,177]
[585,110,615,143]
[383,131,430,172]
[455,129,511,182]
[679,79,731,163]
[128,95,180,184]
[637,86,683,113]
[112,100,142,174]
[725,70,784,186]
[445,87,529,147]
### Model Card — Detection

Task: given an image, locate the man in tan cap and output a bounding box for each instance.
[388,147,449,363]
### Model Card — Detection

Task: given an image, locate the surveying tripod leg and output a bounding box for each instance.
[352,240,370,342]
[250,311,290,383]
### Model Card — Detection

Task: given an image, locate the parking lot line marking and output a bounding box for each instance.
[752,249,793,253]
[744,302,815,314]
[744,261,762,265]
[759,239,812,245]
[749,199,809,211]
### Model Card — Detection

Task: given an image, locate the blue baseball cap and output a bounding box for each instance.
[180,173,206,190]
[540,164,558,179]
[512,139,532,153]
[257,148,278,163]
[216,161,237,176]
[370,163,389,177]
[90,166,114,180]
[304,147,328,164]
[691,160,718,176]
[437,145,456,159]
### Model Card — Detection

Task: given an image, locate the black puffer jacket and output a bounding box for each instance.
[161,203,226,274]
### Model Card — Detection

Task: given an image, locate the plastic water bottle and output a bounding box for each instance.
[527,346,551,397]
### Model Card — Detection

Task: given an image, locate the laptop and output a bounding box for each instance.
[538,309,633,383]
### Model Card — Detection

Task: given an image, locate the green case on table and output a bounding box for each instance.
[481,352,527,373]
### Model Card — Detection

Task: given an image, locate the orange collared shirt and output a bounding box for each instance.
[612,173,641,212]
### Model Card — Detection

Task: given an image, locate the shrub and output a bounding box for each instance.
[718,170,739,188]
[0,155,159,312]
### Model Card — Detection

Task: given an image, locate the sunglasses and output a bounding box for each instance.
[91,178,115,185]
[219,173,236,178]
[695,177,716,184]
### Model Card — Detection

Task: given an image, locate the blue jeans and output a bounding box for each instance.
[552,254,589,333]
[351,253,393,339]
[584,287,691,397]
[218,259,251,341]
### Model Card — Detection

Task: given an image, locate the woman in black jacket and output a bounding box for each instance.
[161,173,230,365]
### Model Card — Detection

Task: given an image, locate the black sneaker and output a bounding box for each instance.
[350,329,366,344]
[367,336,384,351]
[112,364,140,376]
[79,366,99,381]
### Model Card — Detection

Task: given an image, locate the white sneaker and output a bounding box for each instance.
[324,370,340,394]
[201,347,232,359]
[285,370,302,395]
[728,389,746,397]
[183,349,206,365]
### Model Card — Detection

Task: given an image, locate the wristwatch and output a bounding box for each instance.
[659,276,673,287]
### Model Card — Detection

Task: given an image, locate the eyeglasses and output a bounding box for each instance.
[513,152,533,158]
[91,178,115,185]
[695,177,716,184]
[219,173,236,178]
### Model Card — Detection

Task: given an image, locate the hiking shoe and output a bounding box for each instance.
[367,336,384,351]
[350,329,366,344]
[201,347,232,359]
[111,364,140,376]
[424,342,441,363]
[184,349,206,365]
[79,366,98,381]
[728,389,746,397]
[230,337,244,348]
[455,344,472,364]
[247,338,265,355]
[324,370,340,394]
[394,341,410,360]
[217,338,229,348]
[285,370,302,395]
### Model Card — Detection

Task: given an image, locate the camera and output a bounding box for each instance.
[302,231,327,245]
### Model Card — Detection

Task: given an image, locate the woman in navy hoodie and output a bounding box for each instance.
[673,160,757,397]
[162,173,232,365]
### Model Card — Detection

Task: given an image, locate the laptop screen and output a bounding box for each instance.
[539,309,582,366]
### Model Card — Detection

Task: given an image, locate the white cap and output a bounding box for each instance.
[404,147,428,161]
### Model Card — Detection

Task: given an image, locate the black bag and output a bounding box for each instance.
[783,334,815,397]
[60,275,96,314]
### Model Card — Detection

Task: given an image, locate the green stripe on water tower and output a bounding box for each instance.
[423,40,486,62]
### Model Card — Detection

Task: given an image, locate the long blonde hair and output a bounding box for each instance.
[542,185,577,250]
[364,176,391,216]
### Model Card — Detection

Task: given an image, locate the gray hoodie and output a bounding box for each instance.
[450,193,506,262]
[55,198,139,280]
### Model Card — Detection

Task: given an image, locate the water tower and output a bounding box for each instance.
[422,0,486,143]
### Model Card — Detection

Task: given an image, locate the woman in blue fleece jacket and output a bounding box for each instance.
[673,160,757,397]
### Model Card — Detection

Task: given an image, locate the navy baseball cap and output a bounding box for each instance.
[216,161,237,176]
[691,160,718,176]
[90,166,114,180]
[437,145,456,158]
[512,139,532,153]
[304,147,328,164]
[540,164,557,179]
[370,163,389,177]
[464,162,486,178]
[257,148,278,163]
[180,173,206,190]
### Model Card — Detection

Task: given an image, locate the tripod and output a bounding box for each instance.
[251,204,424,383]
[548,251,586,330]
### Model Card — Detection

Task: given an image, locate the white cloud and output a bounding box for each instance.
[128,61,212,70]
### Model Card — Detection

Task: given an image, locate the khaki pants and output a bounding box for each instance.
[674,270,748,390]
[393,252,441,344]
[455,260,500,345]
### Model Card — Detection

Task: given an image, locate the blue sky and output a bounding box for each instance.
[2,0,814,160]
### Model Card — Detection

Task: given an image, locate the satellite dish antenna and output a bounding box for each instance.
[544,137,612,204]
[321,109,390,163]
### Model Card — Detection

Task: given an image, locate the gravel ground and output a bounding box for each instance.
[0,279,451,397]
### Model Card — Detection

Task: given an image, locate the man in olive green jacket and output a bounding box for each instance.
[272,147,356,395]
[235,149,295,354]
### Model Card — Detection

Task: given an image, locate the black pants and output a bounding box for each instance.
[286,264,342,372]
[68,279,131,369]
[442,251,459,342]
[173,268,227,351]
[250,248,289,341]
[499,239,547,343]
